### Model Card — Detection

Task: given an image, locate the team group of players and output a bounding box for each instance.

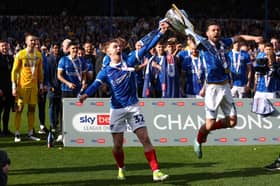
[1,16,280,182]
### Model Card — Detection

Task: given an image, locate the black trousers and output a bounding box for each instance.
[0,96,14,133]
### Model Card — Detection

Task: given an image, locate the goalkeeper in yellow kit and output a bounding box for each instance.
[11,34,44,142]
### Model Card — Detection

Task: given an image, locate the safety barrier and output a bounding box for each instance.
[63,98,280,147]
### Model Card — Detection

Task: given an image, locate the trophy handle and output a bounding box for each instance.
[171,4,194,31]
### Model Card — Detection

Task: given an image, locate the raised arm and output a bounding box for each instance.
[233,35,263,43]
[133,21,169,63]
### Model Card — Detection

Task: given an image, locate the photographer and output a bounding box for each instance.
[253,42,279,99]
[263,42,280,171]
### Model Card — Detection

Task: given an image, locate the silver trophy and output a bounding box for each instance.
[165,4,217,55]
[165,4,205,46]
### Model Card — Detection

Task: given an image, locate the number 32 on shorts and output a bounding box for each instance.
[133,114,145,124]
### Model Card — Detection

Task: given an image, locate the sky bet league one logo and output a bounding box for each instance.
[72,113,133,132]
[72,113,111,132]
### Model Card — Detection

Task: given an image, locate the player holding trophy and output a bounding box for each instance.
[165,4,262,159]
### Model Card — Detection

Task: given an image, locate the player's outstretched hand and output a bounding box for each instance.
[79,94,88,103]
[254,36,264,43]
[159,21,169,33]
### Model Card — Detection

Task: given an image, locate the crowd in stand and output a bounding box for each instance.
[0,15,280,142]
[1,16,280,52]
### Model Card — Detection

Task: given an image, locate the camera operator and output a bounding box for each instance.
[263,41,280,171]
[253,42,280,99]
